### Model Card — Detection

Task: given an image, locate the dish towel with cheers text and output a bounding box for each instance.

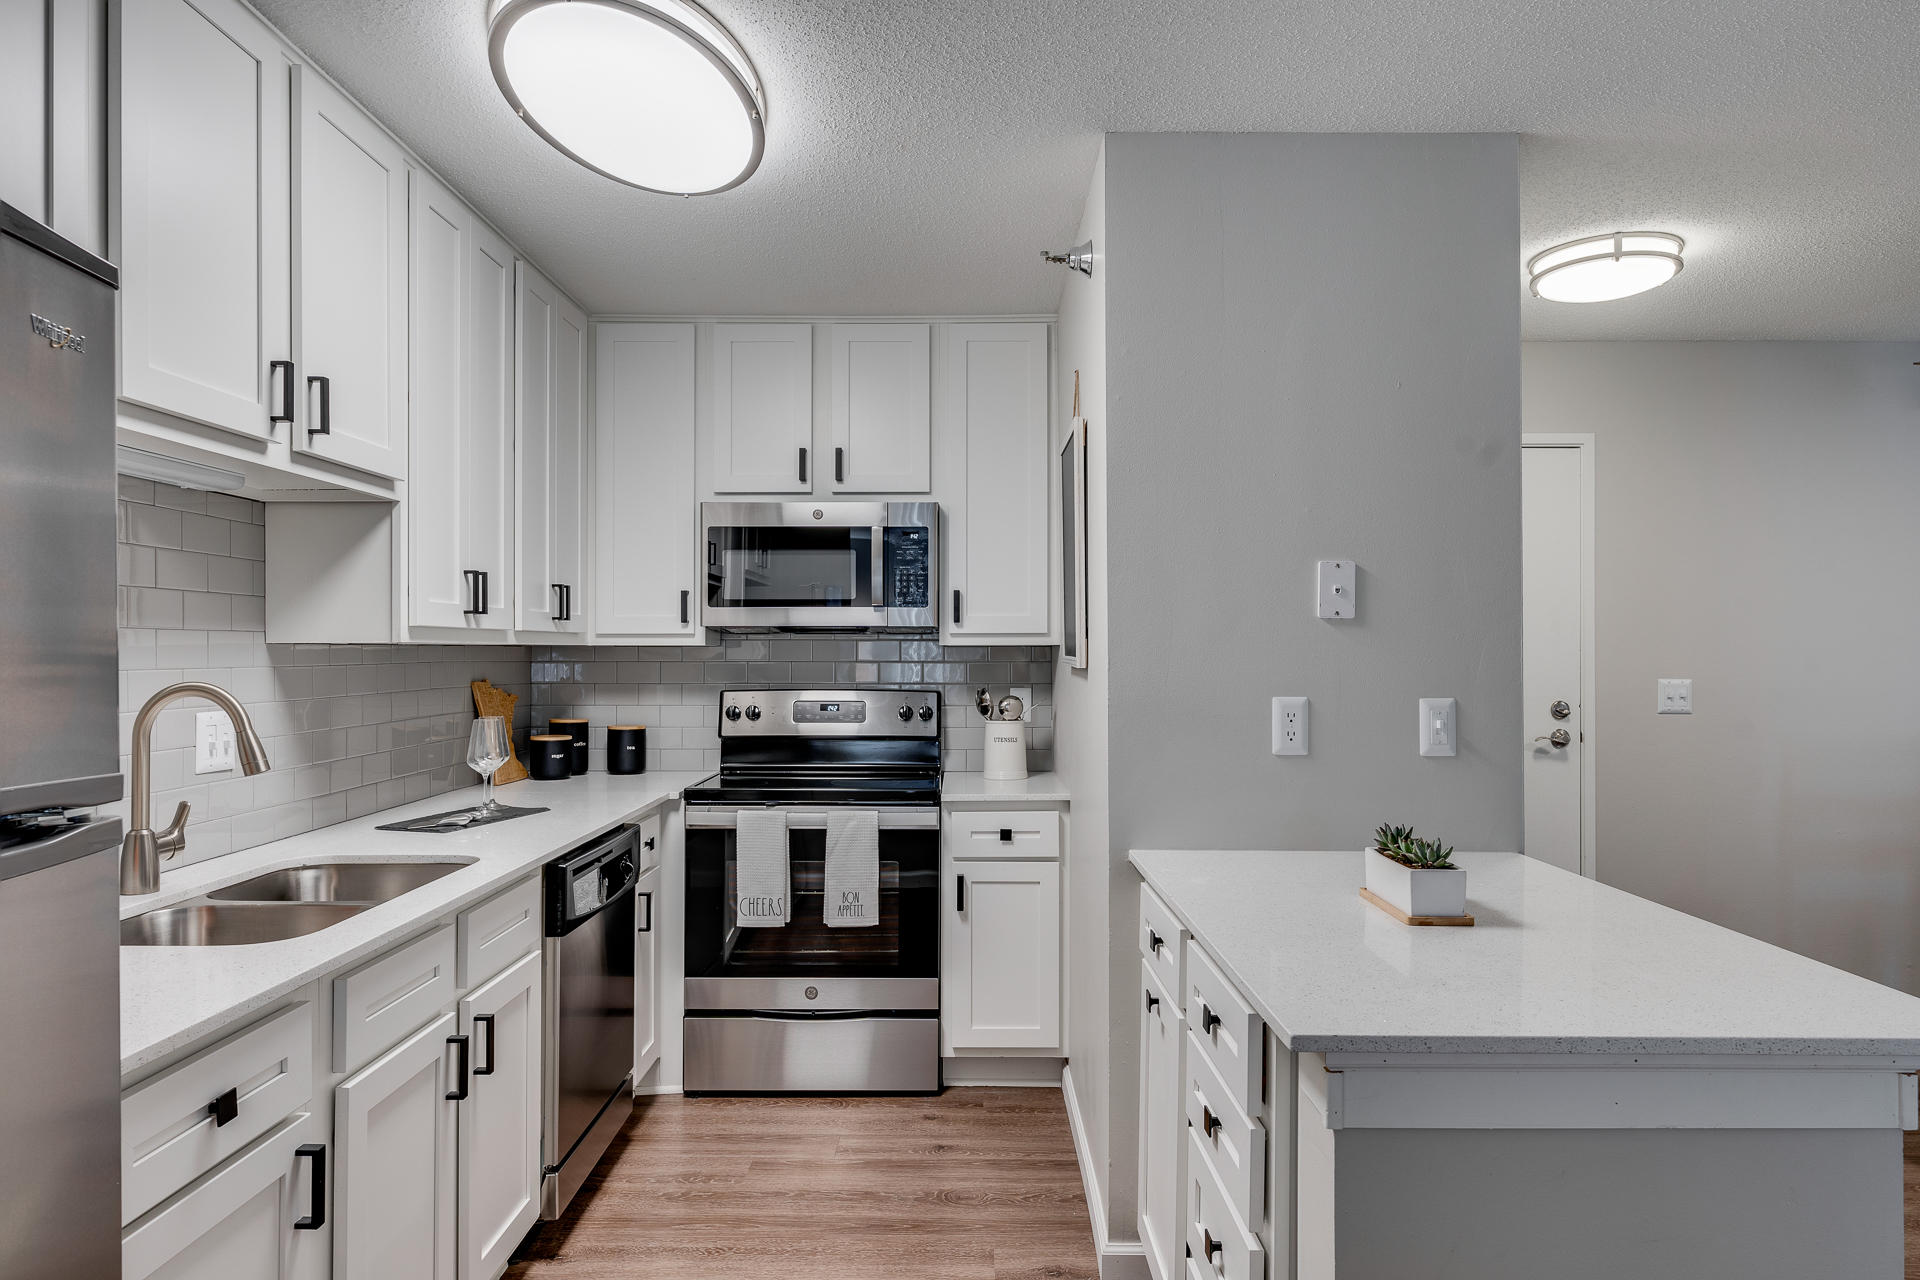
[735,808,790,926]
[824,809,879,927]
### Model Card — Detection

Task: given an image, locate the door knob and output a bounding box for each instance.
[1534,729,1571,749]
[1549,700,1572,720]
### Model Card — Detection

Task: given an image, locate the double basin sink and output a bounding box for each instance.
[122,861,472,946]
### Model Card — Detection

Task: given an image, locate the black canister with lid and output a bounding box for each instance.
[548,718,590,774]
[528,733,572,781]
[607,725,646,774]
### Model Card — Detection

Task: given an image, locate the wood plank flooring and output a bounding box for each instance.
[506,1088,1100,1280]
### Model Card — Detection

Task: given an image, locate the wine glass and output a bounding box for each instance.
[467,717,511,814]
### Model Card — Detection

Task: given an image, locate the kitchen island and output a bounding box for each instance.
[1130,849,1920,1279]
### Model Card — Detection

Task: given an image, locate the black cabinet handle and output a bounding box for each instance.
[207,1086,238,1128]
[999,827,1014,843]
[956,874,966,913]
[270,360,295,425]
[1202,1228,1222,1261]
[680,589,690,626]
[644,836,656,851]
[305,375,330,435]
[472,1014,496,1077]
[464,570,490,616]
[1201,1003,1222,1035]
[553,583,570,621]
[1201,1105,1222,1138]
[834,446,845,484]
[446,1033,470,1101]
[1148,930,1164,954]
[637,890,653,933]
[1145,988,1159,1013]
[293,1144,326,1230]
[952,589,963,627]
[798,446,808,483]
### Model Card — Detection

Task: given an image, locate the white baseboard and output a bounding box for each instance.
[1063,1064,1150,1280]
[945,1055,1067,1086]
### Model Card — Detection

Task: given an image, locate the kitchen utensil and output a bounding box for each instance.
[409,812,476,832]
[976,687,994,718]
[996,694,1024,722]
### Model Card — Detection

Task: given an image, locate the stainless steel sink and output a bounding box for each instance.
[121,902,370,946]
[205,861,467,905]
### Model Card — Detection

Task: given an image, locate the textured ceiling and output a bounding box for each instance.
[252,0,1920,339]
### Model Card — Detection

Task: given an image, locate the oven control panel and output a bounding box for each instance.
[718,689,941,738]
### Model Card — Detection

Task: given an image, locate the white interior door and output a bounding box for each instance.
[1522,440,1592,874]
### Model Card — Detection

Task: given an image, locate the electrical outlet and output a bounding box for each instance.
[196,710,236,775]
[1419,698,1457,757]
[1271,697,1309,756]
[1657,678,1693,715]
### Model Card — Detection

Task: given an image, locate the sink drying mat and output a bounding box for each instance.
[376,804,548,832]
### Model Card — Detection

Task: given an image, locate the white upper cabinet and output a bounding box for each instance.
[711,323,813,493]
[117,0,292,443]
[291,66,408,480]
[938,322,1052,641]
[595,323,702,642]
[406,170,514,634]
[514,262,589,634]
[830,323,931,493]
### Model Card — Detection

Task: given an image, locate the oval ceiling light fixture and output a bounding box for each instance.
[1527,231,1685,303]
[488,0,765,196]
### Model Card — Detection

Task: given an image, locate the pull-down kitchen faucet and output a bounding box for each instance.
[120,681,270,895]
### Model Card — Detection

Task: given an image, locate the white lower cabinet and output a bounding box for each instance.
[1138,962,1186,1280]
[940,855,1061,1052]
[334,1010,460,1280]
[122,1111,330,1280]
[458,951,543,1280]
[634,863,662,1083]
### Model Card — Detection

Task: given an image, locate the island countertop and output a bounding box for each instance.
[121,771,708,1077]
[1130,849,1920,1058]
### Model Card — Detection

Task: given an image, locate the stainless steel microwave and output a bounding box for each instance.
[701,502,938,631]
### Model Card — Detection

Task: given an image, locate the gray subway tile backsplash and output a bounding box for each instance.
[111,478,1052,871]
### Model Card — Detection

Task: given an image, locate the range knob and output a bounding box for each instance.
[897,704,914,722]
[918,705,936,722]
[725,705,742,721]
[744,705,761,721]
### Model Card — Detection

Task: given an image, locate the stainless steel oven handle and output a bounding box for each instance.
[684,807,939,830]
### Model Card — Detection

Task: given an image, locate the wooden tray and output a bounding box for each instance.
[1360,887,1475,927]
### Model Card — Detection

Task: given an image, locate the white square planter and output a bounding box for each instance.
[1364,849,1467,918]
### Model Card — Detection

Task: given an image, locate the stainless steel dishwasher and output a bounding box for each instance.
[540,825,638,1219]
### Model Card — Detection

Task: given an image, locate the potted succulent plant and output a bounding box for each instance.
[1365,823,1466,918]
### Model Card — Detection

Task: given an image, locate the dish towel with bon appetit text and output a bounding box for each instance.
[824,809,879,927]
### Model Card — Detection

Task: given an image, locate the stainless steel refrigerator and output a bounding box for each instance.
[0,200,125,1279]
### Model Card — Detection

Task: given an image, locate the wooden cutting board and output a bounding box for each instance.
[470,679,529,784]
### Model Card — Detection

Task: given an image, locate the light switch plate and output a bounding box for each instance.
[1010,687,1033,722]
[195,710,236,774]
[1657,678,1693,715]
[1419,698,1457,757]
[1272,697,1309,756]
[1316,560,1357,620]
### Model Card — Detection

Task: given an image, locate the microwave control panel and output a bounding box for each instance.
[884,527,931,608]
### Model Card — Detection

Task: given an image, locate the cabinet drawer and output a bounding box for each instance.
[1185,1128,1264,1280]
[1139,882,1186,996]
[1185,942,1262,1114]
[122,1111,324,1279]
[333,924,456,1073]
[457,875,540,989]
[1185,1028,1266,1225]
[636,812,664,872]
[122,1002,314,1225]
[946,809,1059,859]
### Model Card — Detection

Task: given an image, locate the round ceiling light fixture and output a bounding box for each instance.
[1527,231,1685,303]
[488,0,765,196]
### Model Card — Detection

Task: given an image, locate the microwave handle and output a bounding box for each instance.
[870,525,886,610]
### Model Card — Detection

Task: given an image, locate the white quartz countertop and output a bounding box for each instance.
[121,772,707,1077]
[939,772,1070,803]
[1130,849,1920,1058]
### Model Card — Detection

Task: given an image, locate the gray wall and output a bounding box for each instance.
[109,479,530,867]
[1051,142,1115,1230]
[1099,132,1525,1238]
[530,639,1055,774]
[1523,341,1920,994]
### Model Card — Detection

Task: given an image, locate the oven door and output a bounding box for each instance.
[684,810,939,1012]
[701,501,937,629]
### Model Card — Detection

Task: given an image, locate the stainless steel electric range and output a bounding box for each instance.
[682,688,941,1094]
